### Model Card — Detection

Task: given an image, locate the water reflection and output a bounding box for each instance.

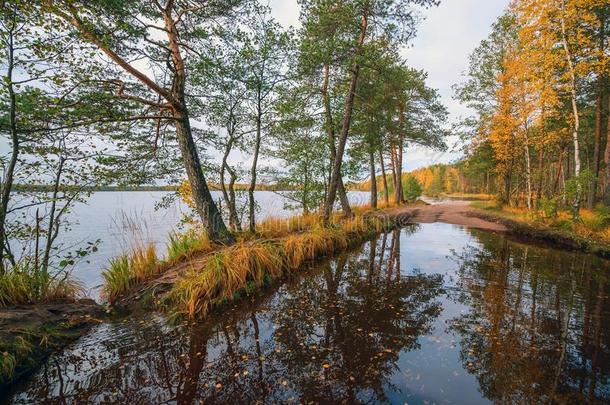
[8,224,610,404]
[449,231,610,403]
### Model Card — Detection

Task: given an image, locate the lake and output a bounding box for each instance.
[8,222,610,404]
[17,191,369,299]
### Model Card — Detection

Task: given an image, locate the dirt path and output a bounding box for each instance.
[379,201,507,232]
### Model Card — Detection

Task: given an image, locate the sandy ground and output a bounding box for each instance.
[379,201,508,232]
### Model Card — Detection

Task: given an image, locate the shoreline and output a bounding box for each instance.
[3,201,609,392]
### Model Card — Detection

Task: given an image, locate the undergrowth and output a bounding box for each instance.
[0,263,83,307]
[102,203,394,309]
[472,200,610,246]
[169,215,386,318]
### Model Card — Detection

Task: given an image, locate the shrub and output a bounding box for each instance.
[403,175,423,203]
[537,197,559,219]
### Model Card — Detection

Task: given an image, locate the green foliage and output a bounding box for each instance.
[594,205,610,228]
[0,263,81,307]
[403,175,423,203]
[166,231,213,263]
[102,255,131,303]
[537,197,559,219]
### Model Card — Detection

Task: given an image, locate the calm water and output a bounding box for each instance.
[14,191,368,299]
[8,223,610,404]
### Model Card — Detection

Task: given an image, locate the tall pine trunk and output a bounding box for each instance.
[379,149,389,205]
[321,64,352,216]
[589,16,605,209]
[369,145,377,209]
[389,145,398,203]
[394,142,404,204]
[323,10,368,222]
[604,95,610,205]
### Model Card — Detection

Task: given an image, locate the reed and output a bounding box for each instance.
[102,243,159,303]
[0,263,83,307]
[170,215,388,318]
[167,230,213,263]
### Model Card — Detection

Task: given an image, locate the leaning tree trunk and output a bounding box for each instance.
[369,145,377,209]
[175,111,233,243]
[321,64,352,216]
[323,10,368,223]
[379,149,389,205]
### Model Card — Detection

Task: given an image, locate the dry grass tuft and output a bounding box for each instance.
[102,243,159,303]
[170,241,284,317]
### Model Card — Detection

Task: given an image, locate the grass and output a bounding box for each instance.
[0,263,83,307]
[102,230,216,304]
[166,230,213,263]
[169,215,386,318]
[472,200,610,247]
[102,243,159,303]
[102,201,394,313]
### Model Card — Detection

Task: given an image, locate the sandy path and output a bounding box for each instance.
[379,201,507,232]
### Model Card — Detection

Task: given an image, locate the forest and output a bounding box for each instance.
[2,1,610,402]
[0,0,445,292]
[414,0,609,219]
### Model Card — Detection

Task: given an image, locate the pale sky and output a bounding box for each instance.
[270,0,510,171]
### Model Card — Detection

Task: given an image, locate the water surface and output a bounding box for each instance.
[12,190,368,299]
[8,223,610,404]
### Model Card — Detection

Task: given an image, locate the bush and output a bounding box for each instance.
[594,205,610,228]
[403,175,423,203]
[537,197,559,219]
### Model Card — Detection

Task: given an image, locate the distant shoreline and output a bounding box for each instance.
[13,184,287,193]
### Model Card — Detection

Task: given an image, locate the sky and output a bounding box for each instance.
[270,0,509,171]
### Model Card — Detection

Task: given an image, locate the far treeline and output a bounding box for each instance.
[419,0,609,218]
[0,0,447,298]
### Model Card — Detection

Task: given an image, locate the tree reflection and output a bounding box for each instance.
[448,231,610,403]
[11,230,444,404]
